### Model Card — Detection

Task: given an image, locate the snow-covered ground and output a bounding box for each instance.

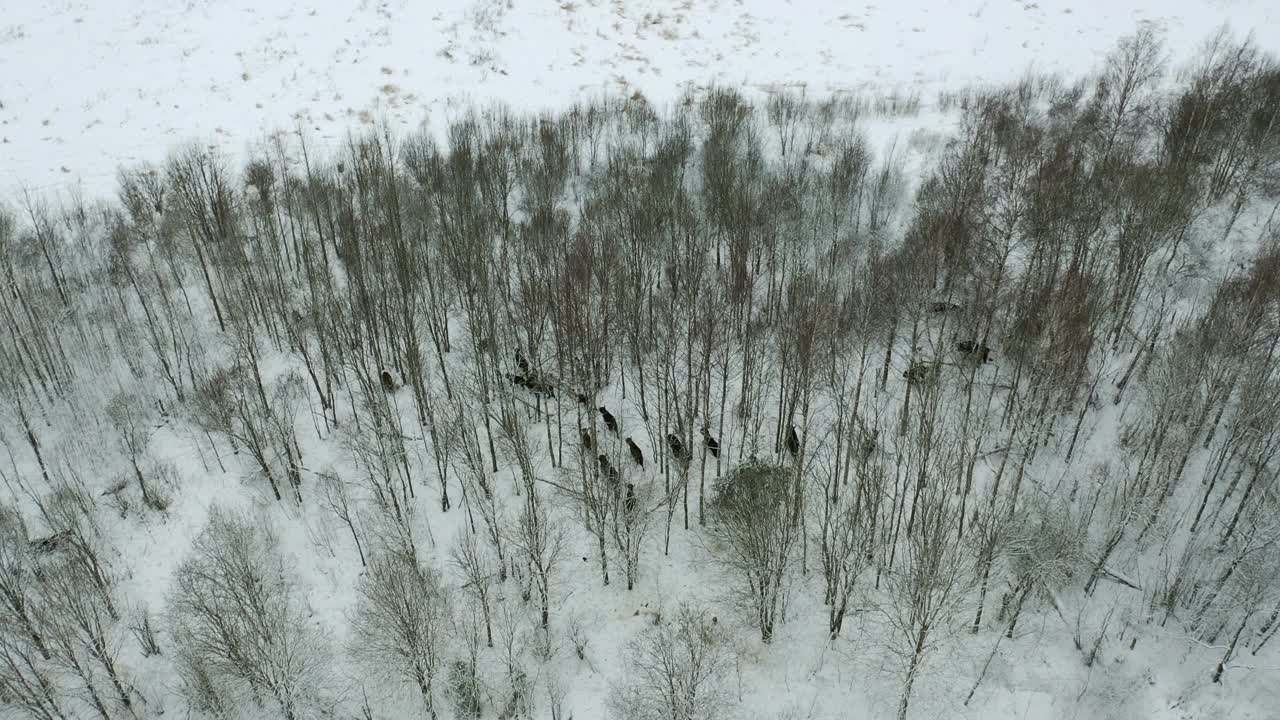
[3,3,1280,720]
[3,0,1278,195]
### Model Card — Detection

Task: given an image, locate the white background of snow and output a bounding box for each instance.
[3,2,1280,720]
[3,0,1279,196]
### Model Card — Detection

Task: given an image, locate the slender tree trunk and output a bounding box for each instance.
[1212,610,1251,683]
[897,636,925,720]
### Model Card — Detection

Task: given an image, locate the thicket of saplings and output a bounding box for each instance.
[1,26,1279,720]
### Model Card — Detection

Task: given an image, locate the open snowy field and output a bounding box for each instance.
[2,0,1278,195]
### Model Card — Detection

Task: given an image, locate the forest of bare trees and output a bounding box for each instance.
[1,26,1278,720]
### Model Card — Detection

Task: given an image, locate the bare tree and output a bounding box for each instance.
[608,603,731,720]
[350,545,450,719]
[190,364,303,503]
[0,503,49,661]
[165,146,233,333]
[495,397,566,630]
[39,557,142,719]
[337,381,419,546]
[0,503,64,720]
[105,391,164,510]
[610,474,657,591]
[511,488,565,632]
[965,500,1086,704]
[884,476,969,720]
[34,479,118,621]
[454,397,509,581]
[446,606,485,720]
[705,462,801,643]
[167,508,330,719]
[319,471,366,567]
[0,626,65,720]
[1088,25,1165,162]
[1208,519,1280,683]
[815,450,883,638]
[451,529,497,648]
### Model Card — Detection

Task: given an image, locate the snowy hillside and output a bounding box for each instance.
[2,3,1280,720]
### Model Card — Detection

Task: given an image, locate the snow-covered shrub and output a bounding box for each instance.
[446,659,483,719]
[350,546,450,719]
[706,462,801,643]
[609,603,731,720]
[167,508,330,720]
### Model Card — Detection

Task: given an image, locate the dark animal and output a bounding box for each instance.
[506,373,527,387]
[955,340,991,364]
[667,433,689,465]
[701,425,720,458]
[625,437,645,468]
[577,392,590,405]
[859,434,877,461]
[624,483,638,515]
[515,349,531,375]
[525,376,556,397]
[903,361,940,385]
[598,454,619,487]
[930,301,962,313]
[599,407,619,434]
[380,369,398,392]
[785,425,800,456]
[580,428,594,451]
[28,530,74,555]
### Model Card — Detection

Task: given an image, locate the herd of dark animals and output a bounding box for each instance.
[379,340,954,489]
[591,453,634,515]
[904,361,941,386]
[898,301,995,385]
[376,349,843,479]
[371,304,982,487]
[505,372,557,397]
[380,298,992,407]
[504,348,557,397]
[375,348,872,530]
[955,340,992,364]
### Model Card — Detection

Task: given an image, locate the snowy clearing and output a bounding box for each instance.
[2,0,1278,194]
